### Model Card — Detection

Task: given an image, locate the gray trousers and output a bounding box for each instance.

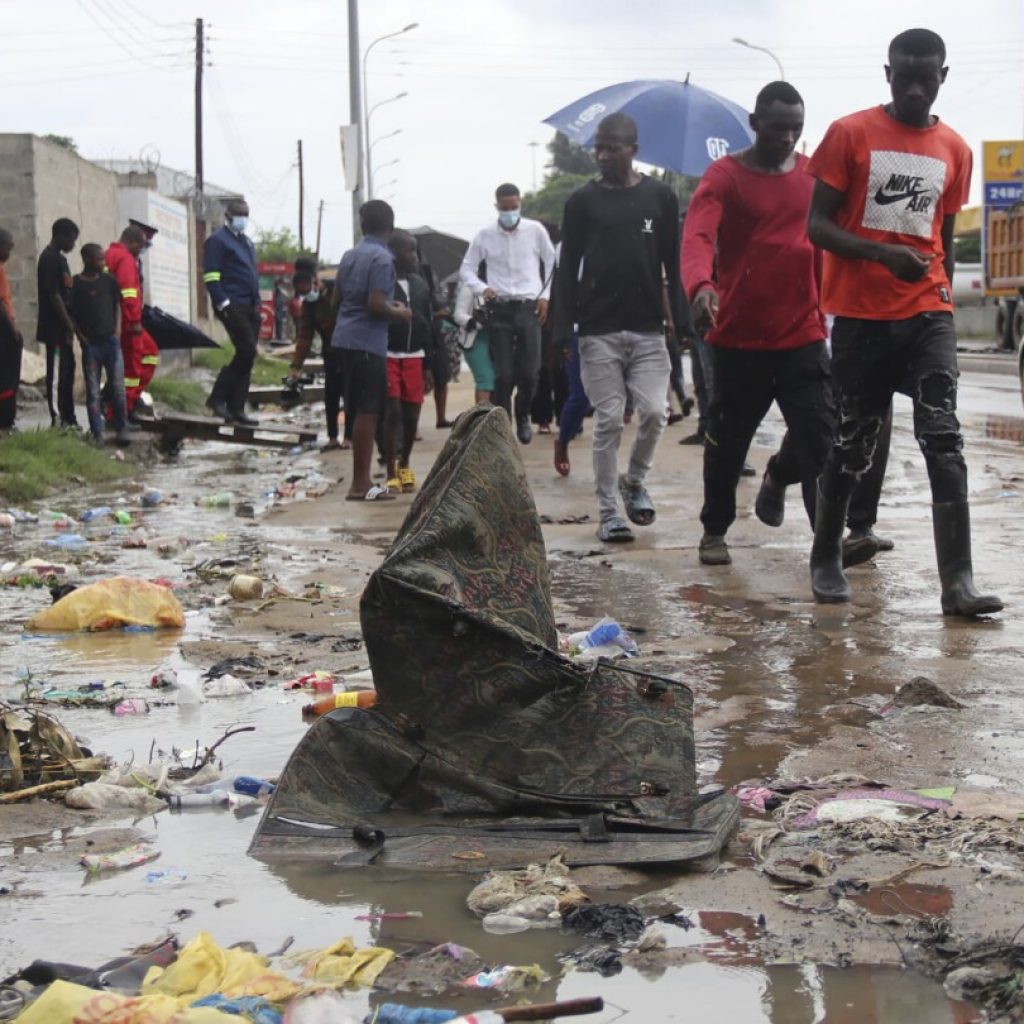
[579,331,670,520]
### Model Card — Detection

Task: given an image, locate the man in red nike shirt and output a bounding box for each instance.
[682,80,833,566]
[806,28,1001,618]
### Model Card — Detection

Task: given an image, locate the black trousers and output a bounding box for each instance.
[488,301,541,423]
[821,313,966,505]
[0,322,21,429]
[770,400,893,531]
[701,341,835,536]
[324,346,343,441]
[210,304,261,414]
[691,337,712,437]
[45,338,77,426]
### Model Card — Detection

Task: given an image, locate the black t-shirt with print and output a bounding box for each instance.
[70,274,119,341]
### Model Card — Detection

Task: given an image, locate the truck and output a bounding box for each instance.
[987,208,1024,349]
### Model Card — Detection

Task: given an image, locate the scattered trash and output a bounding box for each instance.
[66,783,165,814]
[354,911,422,922]
[26,577,185,631]
[467,855,589,926]
[284,670,336,691]
[202,674,252,698]
[302,691,377,718]
[198,493,232,508]
[283,991,360,1023]
[0,512,15,529]
[79,507,113,523]
[461,964,549,992]
[113,698,149,716]
[113,509,133,526]
[375,944,485,998]
[45,533,87,549]
[286,937,394,985]
[562,904,646,944]
[229,574,265,600]
[204,655,265,680]
[562,617,639,660]
[141,489,164,508]
[145,868,188,885]
[482,895,561,934]
[81,841,160,874]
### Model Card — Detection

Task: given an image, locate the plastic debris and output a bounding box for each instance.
[198,493,232,508]
[145,868,189,885]
[79,507,113,523]
[285,937,394,986]
[563,617,639,660]
[45,533,87,549]
[283,991,359,1023]
[26,577,185,631]
[562,904,646,944]
[114,698,149,716]
[233,775,276,797]
[81,841,160,874]
[141,489,164,507]
[229,574,265,600]
[202,674,252,698]
[284,670,336,691]
[461,964,549,992]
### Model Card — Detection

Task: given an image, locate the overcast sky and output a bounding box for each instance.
[6,0,1024,262]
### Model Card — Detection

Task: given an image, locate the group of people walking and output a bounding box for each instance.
[328,27,996,619]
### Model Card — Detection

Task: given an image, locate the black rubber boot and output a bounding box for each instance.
[810,481,851,604]
[755,471,786,527]
[841,531,880,568]
[932,501,1003,617]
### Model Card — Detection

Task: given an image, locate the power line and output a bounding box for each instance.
[91,0,173,57]
[74,0,181,70]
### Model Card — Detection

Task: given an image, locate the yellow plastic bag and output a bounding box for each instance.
[142,931,300,1004]
[291,937,395,986]
[13,979,238,1023]
[27,577,185,632]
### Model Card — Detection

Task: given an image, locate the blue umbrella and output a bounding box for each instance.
[544,79,754,177]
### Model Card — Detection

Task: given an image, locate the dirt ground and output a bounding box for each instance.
[2,367,1023,1022]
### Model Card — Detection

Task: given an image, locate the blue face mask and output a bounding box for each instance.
[229,216,248,233]
[498,209,521,229]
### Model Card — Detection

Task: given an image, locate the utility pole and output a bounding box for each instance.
[315,199,325,260]
[347,0,363,243]
[297,139,305,249]
[194,18,204,194]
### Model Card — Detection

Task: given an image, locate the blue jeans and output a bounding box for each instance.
[557,335,591,446]
[83,335,126,438]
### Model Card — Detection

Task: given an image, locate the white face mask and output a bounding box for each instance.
[498,208,521,229]
[303,289,320,303]
[229,215,248,233]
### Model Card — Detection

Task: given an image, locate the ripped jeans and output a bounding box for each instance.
[821,312,966,505]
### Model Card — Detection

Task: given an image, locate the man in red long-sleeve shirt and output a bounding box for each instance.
[682,80,834,566]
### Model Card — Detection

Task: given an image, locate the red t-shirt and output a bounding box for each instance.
[681,152,825,350]
[807,105,971,319]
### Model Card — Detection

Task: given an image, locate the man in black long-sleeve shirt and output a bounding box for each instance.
[555,113,682,543]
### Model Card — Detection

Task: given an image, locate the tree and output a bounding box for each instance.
[522,173,592,225]
[43,134,78,153]
[548,132,598,176]
[253,226,315,265]
[954,234,981,263]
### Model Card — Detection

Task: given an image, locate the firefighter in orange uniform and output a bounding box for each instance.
[105,224,159,419]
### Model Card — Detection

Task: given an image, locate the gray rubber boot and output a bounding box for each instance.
[810,481,851,604]
[932,501,1003,617]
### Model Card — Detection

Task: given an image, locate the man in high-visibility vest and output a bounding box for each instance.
[105,225,159,419]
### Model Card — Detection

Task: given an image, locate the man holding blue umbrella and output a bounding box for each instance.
[554,113,682,543]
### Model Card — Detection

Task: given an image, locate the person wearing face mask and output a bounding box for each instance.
[202,198,260,425]
[459,183,556,444]
[288,264,346,450]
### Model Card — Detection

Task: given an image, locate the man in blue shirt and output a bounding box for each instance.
[332,200,411,501]
[202,198,260,425]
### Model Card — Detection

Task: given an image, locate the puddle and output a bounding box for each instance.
[849,883,953,919]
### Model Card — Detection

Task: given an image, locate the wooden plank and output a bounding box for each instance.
[137,413,317,450]
[248,385,325,406]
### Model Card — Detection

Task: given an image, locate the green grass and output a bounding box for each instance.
[192,348,291,387]
[148,376,207,414]
[0,429,135,504]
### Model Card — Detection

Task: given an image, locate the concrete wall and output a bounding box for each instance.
[0,134,120,345]
[955,304,1000,340]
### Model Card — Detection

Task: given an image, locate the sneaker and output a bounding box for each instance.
[516,419,533,444]
[699,532,732,565]
[679,431,705,446]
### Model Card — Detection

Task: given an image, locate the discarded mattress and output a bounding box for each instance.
[250,406,737,870]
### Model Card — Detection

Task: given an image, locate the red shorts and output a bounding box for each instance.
[386,356,425,404]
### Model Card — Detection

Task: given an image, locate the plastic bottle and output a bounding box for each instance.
[302,691,377,718]
[578,617,623,651]
[199,493,232,508]
[113,509,133,526]
[164,790,231,809]
[232,775,276,797]
[141,489,163,508]
[80,507,113,523]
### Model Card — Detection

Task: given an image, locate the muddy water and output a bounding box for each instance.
[4,388,1020,1021]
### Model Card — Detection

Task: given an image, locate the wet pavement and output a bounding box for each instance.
[2,365,1022,1022]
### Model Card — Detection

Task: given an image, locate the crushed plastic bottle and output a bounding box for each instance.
[567,616,640,659]
[232,775,276,797]
[80,507,113,523]
[145,868,188,885]
[46,534,87,548]
[198,493,232,508]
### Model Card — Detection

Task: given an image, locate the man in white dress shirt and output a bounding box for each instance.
[460,183,556,443]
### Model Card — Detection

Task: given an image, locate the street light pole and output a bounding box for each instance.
[362,23,417,197]
[368,129,402,196]
[365,91,408,199]
[347,0,363,243]
[731,37,785,80]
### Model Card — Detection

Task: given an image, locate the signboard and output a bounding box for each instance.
[258,261,294,342]
[982,140,1024,295]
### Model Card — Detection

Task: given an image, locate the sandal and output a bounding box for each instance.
[386,476,402,493]
[398,467,416,493]
[346,484,395,502]
[554,440,570,478]
[618,475,656,526]
[597,516,634,543]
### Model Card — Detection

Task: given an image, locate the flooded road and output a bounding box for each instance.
[3,368,1021,1022]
